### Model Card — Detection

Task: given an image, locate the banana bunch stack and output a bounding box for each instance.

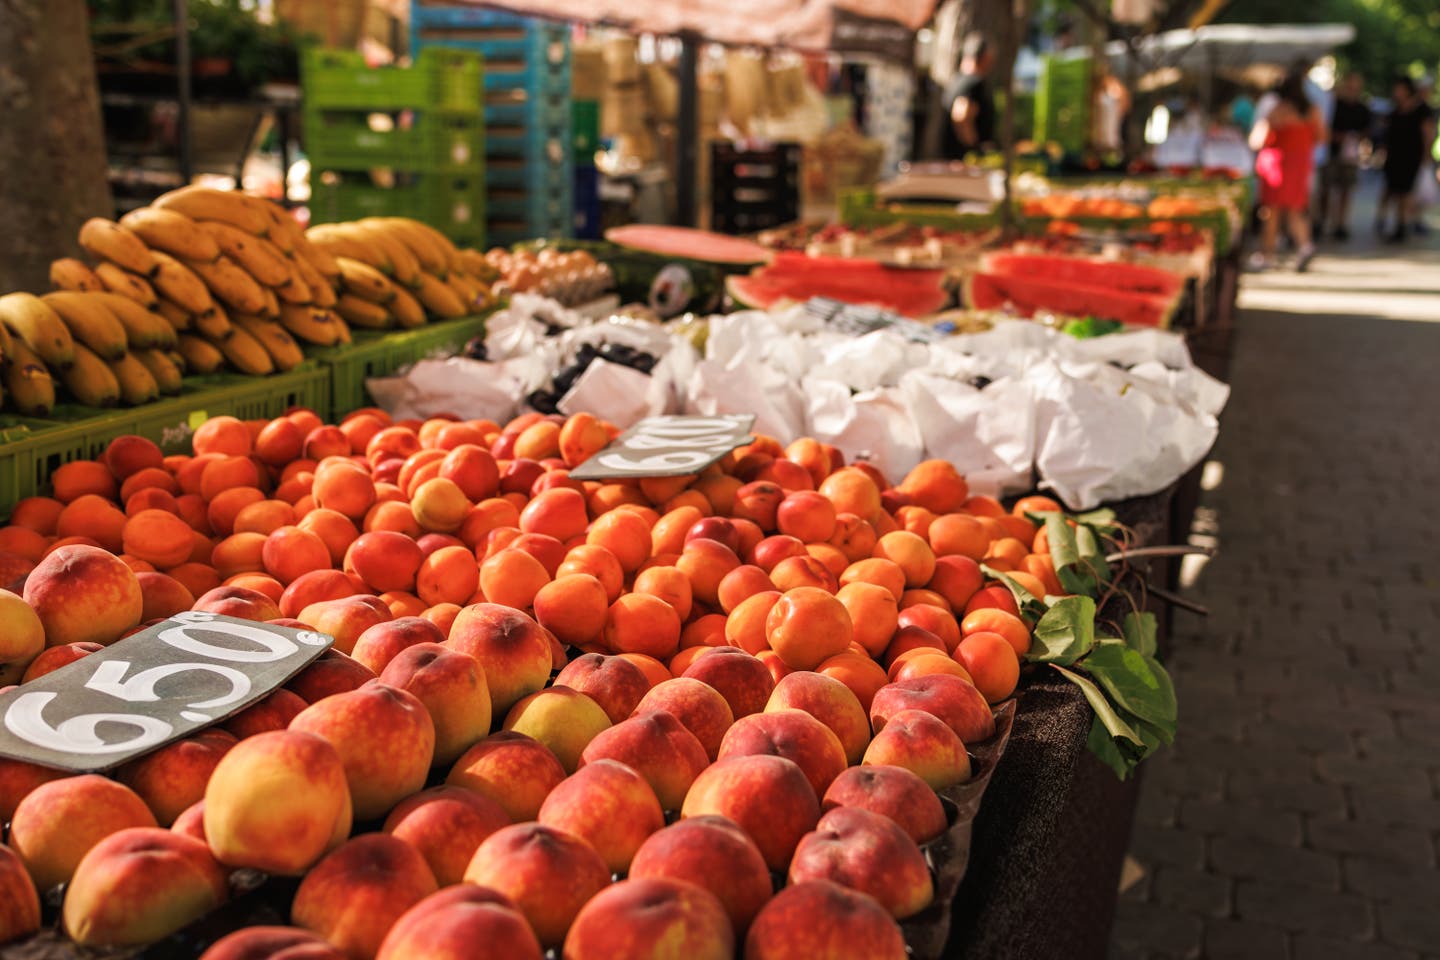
[61,187,348,380]
[305,218,496,330]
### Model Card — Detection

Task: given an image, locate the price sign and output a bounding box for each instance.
[569,414,756,481]
[0,612,331,772]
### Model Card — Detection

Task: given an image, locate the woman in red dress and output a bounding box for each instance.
[1250,73,1327,271]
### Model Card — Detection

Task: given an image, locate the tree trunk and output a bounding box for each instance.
[0,0,113,294]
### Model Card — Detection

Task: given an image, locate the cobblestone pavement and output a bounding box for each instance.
[1108,196,1440,958]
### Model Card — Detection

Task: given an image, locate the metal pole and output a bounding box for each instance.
[676,32,699,227]
[173,0,193,184]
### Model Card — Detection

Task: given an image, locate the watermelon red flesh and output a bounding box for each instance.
[964,272,1177,328]
[605,225,771,266]
[981,252,1184,298]
[728,256,948,317]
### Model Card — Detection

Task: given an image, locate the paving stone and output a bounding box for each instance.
[1378,901,1440,954]
[1342,855,1440,904]
[1234,880,1375,940]
[1152,865,1232,918]
[1226,771,1349,818]
[1203,918,1292,960]
[1350,786,1440,831]
[1128,824,1208,871]
[1292,934,1420,960]
[1111,900,1204,959]
[1306,817,1437,867]
[1209,836,1342,891]
[1179,798,1304,846]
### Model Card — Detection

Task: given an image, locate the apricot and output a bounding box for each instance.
[56,495,126,553]
[633,565,694,621]
[765,587,853,671]
[232,499,296,536]
[954,631,1020,702]
[51,460,118,503]
[8,497,65,535]
[604,592,682,660]
[818,467,881,521]
[835,581,900,658]
[872,531,936,589]
[120,509,194,569]
[346,530,424,594]
[724,590,782,655]
[816,654,890,712]
[312,462,377,521]
[839,557,907,602]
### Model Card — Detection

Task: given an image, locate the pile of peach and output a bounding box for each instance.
[0,409,1068,959]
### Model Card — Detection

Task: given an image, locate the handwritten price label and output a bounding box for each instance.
[0,612,331,772]
[569,415,756,481]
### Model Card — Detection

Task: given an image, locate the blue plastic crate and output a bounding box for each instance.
[573,164,600,239]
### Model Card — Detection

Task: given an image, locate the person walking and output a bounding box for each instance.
[1317,71,1372,240]
[1250,73,1326,271]
[940,33,996,159]
[1377,76,1436,242]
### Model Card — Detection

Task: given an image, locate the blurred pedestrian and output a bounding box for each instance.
[941,32,996,158]
[1377,76,1436,242]
[1317,71,1372,240]
[1250,72,1327,271]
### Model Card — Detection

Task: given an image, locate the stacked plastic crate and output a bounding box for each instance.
[411,4,573,249]
[572,100,601,239]
[303,47,487,248]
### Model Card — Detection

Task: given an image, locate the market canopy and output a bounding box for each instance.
[1093,23,1357,77]
[450,0,939,51]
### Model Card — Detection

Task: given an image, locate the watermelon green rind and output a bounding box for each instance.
[605,225,772,266]
[981,252,1184,298]
[964,272,1177,328]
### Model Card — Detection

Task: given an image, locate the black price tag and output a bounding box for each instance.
[569,414,756,480]
[0,612,332,772]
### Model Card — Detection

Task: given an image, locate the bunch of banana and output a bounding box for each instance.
[306,217,498,328]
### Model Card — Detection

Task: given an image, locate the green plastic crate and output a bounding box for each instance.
[572,99,599,163]
[311,171,485,246]
[420,47,485,114]
[0,366,330,515]
[312,313,495,417]
[303,48,434,111]
[310,174,417,222]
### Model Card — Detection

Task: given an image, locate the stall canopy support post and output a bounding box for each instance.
[677,32,699,227]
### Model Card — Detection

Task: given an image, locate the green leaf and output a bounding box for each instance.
[1082,643,1177,730]
[1053,663,1142,744]
[1028,595,1097,665]
[1058,564,1099,597]
[1074,507,1117,529]
[1045,512,1080,573]
[1086,714,1136,780]
[1122,611,1158,657]
[1074,524,1113,586]
[980,565,1048,622]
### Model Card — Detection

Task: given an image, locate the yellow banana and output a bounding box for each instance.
[3,339,56,416]
[0,292,76,370]
[259,285,281,319]
[308,226,392,274]
[165,349,188,375]
[273,256,313,305]
[334,293,394,330]
[40,292,129,361]
[61,342,121,407]
[375,218,449,275]
[279,304,344,346]
[256,201,299,254]
[445,272,484,312]
[197,221,291,287]
[109,352,160,405]
[120,207,221,263]
[349,222,420,287]
[292,232,341,280]
[457,249,489,275]
[149,250,216,315]
[290,253,335,307]
[415,272,466,318]
[153,186,272,236]
[133,348,183,394]
[336,257,395,304]
[176,335,225,375]
[194,304,233,342]
[389,284,426,328]
[78,218,157,277]
[50,258,105,293]
[232,314,304,371]
[155,298,193,333]
[217,325,274,376]
[94,292,176,350]
[94,262,159,309]
[186,255,268,315]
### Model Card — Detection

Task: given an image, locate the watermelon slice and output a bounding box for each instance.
[727,253,948,317]
[964,272,1178,328]
[605,225,771,266]
[981,252,1184,298]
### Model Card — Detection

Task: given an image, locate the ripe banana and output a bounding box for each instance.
[308,226,392,274]
[133,348,183,395]
[61,343,121,407]
[94,262,159,309]
[259,285,281,319]
[165,350,188,374]
[334,293,393,330]
[256,201,299,255]
[149,251,215,315]
[232,314,304,371]
[197,221,291,287]
[3,339,56,416]
[351,222,420,287]
[194,303,233,342]
[95,292,177,350]
[176,335,225,375]
[109,352,160,405]
[290,253,336,307]
[410,220,463,273]
[120,207,221,263]
[0,292,76,370]
[279,304,345,346]
[40,292,130,361]
[446,272,483,312]
[273,257,313,305]
[154,298,194,333]
[457,249,489,276]
[216,325,274,376]
[389,284,426,328]
[374,218,449,275]
[153,186,272,237]
[78,218,157,277]
[186,255,268,315]
[292,232,341,280]
[336,257,395,304]
[50,258,105,293]
[415,272,467,318]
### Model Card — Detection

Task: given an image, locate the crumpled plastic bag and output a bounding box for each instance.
[557,358,656,428]
[687,357,807,442]
[365,356,535,423]
[803,377,924,480]
[899,371,1036,497]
